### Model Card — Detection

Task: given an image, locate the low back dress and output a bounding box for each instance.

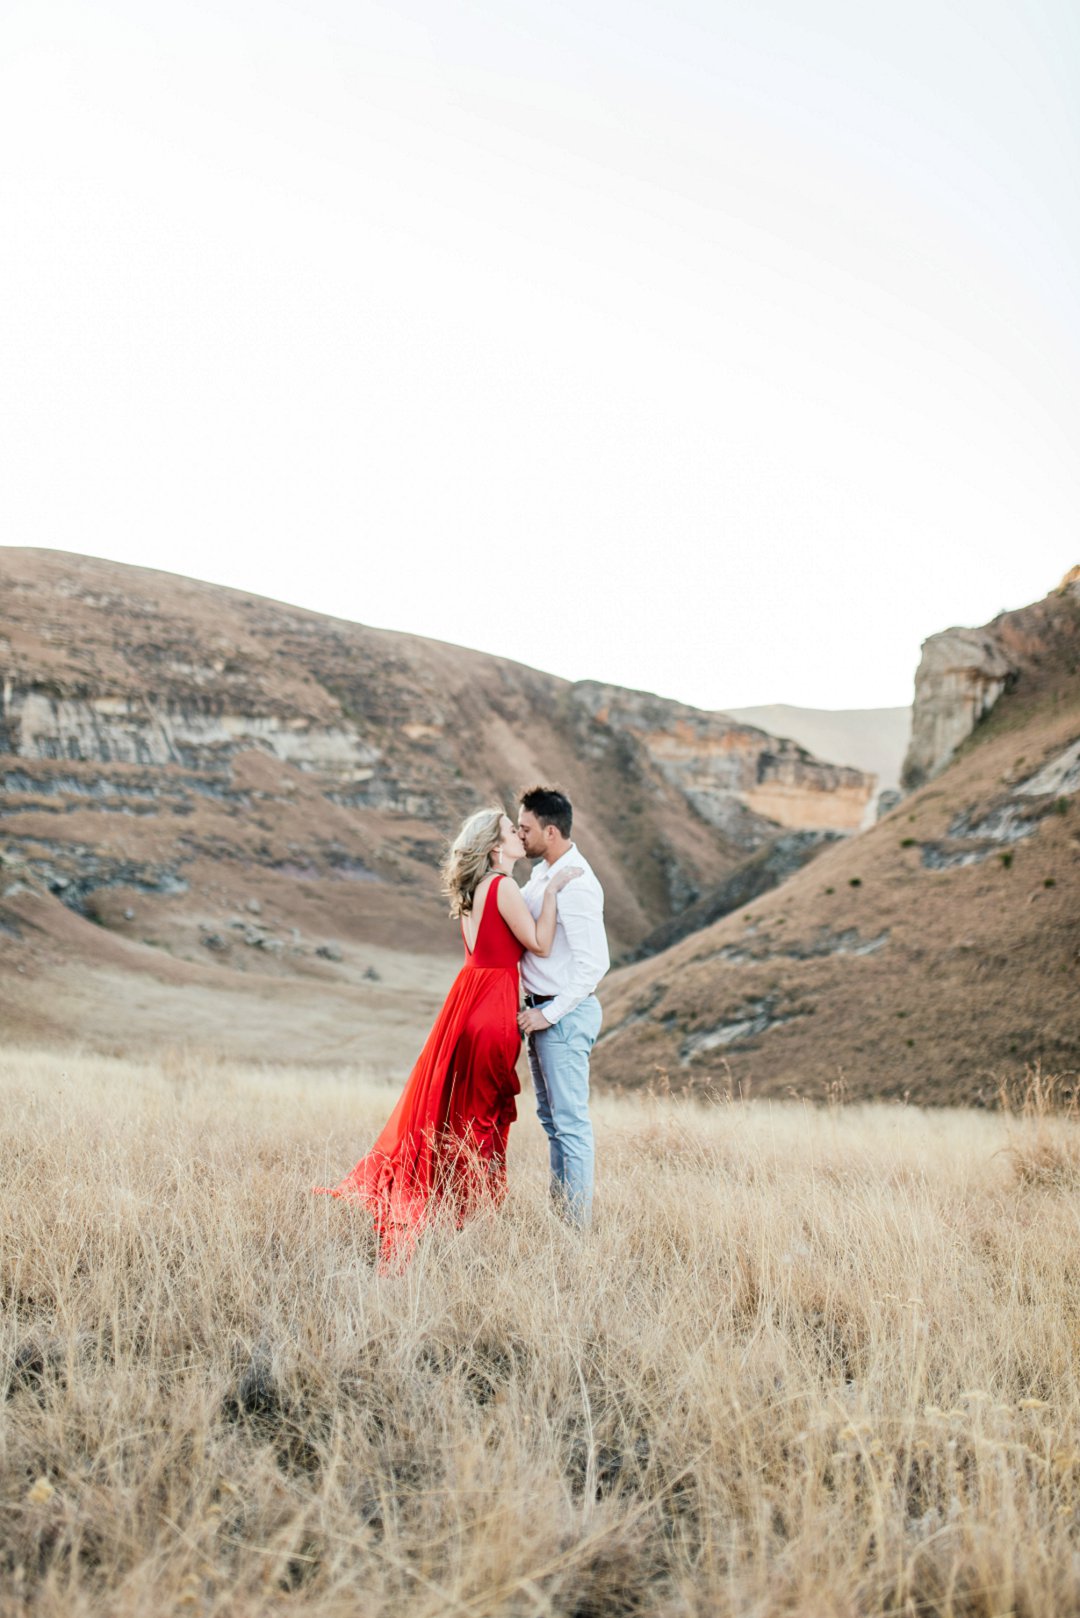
[314,873,523,1264]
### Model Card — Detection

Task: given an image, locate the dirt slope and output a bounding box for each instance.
[594,579,1080,1103]
[0,547,872,1058]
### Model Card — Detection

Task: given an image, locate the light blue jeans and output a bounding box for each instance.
[527,996,603,1226]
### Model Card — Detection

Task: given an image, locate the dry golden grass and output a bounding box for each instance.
[4,1048,1080,1617]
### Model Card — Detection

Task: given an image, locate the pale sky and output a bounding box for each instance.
[2,0,1077,710]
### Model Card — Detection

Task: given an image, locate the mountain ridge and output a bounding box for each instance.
[723,703,911,797]
[1,546,874,1059]
[593,573,1080,1102]
[6,548,1074,1101]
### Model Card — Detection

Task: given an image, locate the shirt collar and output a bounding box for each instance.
[537,842,578,879]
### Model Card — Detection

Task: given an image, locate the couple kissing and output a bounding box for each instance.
[315,786,610,1267]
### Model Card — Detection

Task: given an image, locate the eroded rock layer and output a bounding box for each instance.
[594,573,1080,1103]
[1,550,873,1041]
[902,570,1080,790]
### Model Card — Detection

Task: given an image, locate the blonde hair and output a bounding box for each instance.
[440,807,504,918]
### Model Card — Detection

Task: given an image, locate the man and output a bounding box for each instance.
[516,785,609,1226]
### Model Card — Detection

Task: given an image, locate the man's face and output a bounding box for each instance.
[517,807,547,859]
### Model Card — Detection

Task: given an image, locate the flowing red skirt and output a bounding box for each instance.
[314,963,521,1267]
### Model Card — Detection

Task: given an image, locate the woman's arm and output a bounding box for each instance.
[497,868,582,954]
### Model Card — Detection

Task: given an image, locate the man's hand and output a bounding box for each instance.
[518,1007,552,1035]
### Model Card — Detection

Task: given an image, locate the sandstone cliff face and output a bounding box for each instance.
[902,569,1080,791]
[901,628,1016,790]
[570,684,873,837]
[724,704,911,797]
[0,686,381,776]
[0,550,877,969]
[592,573,1080,1103]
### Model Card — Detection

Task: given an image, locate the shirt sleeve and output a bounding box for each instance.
[543,881,610,1025]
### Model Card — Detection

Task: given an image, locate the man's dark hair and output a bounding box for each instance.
[519,785,573,839]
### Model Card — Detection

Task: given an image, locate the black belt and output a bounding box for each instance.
[523,993,554,1008]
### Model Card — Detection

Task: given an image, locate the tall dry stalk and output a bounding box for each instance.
[3,1046,1080,1616]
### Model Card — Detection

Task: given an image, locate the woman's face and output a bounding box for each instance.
[495,813,525,864]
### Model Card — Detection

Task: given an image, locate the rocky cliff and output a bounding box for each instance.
[901,570,1080,790]
[901,629,1017,790]
[572,684,871,837]
[593,572,1080,1102]
[0,550,875,1043]
[725,704,911,798]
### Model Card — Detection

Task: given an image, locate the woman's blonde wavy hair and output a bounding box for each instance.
[440,807,504,918]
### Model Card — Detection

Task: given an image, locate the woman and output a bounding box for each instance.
[314,808,581,1266]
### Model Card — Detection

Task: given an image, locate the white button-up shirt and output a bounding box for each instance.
[520,843,610,1025]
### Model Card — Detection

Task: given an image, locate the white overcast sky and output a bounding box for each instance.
[2,0,1077,709]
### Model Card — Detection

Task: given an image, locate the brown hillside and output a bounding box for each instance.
[0,548,872,1058]
[594,578,1080,1104]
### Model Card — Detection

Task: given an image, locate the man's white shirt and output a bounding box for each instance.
[520,843,610,1025]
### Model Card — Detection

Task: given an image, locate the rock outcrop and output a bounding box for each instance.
[901,628,1017,790]
[902,567,1080,792]
[592,571,1080,1103]
[723,703,911,796]
[571,684,873,837]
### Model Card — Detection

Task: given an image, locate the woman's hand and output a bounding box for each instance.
[548,866,584,895]
[500,864,584,957]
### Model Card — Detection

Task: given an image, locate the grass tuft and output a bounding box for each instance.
[4,1047,1080,1615]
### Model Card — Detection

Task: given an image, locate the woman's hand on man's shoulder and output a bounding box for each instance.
[549,865,584,895]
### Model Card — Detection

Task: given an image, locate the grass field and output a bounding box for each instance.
[3,1047,1080,1617]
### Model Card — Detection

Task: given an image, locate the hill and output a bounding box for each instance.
[0,547,872,1058]
[594,573,1080,1103]
[723,703,911,797]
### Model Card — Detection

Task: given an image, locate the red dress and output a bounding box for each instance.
[314,874,524,1266]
